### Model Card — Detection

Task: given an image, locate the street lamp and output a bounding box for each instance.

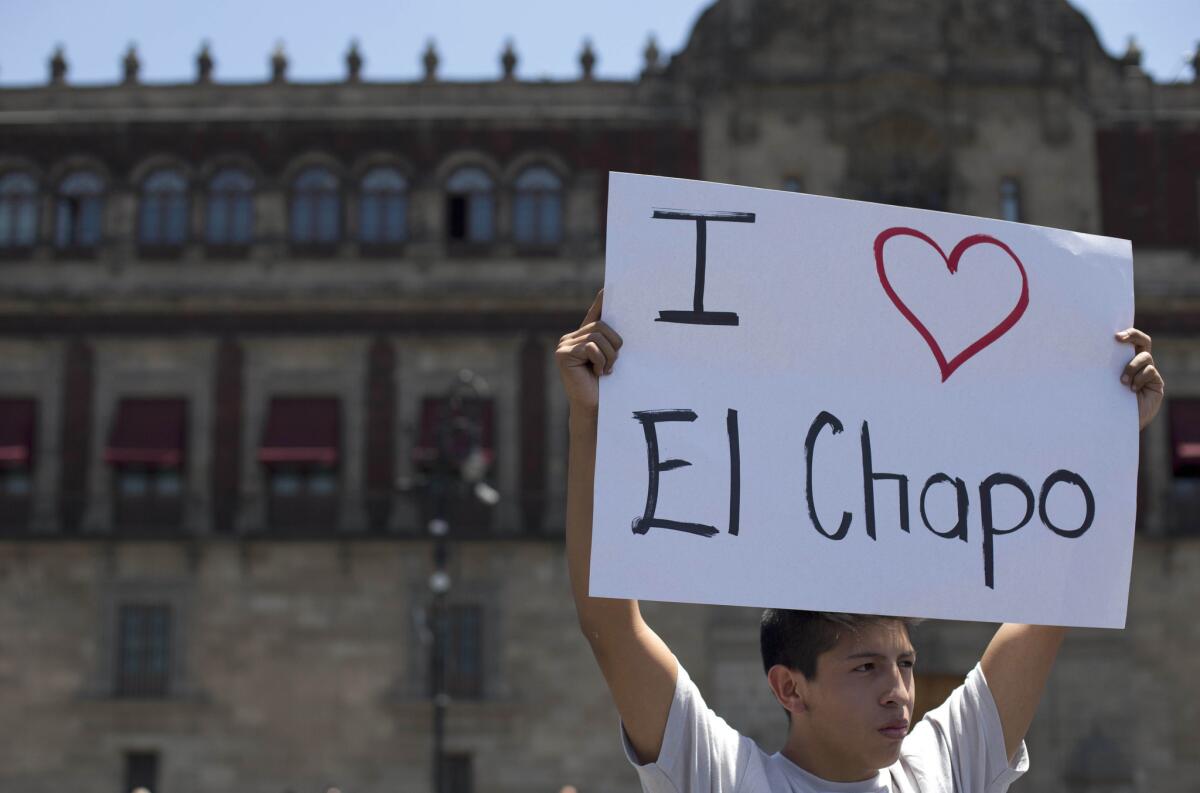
[414,369,494,793]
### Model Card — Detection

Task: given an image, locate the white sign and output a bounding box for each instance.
[590,172,1138,629]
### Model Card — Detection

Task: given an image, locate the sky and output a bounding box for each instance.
[0,0,1195,86]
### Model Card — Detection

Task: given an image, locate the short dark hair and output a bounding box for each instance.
[759,610,919,680]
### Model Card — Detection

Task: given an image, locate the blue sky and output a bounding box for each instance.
[0,0,1195,85]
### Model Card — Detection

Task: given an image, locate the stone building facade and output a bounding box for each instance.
[0,1,1197,792]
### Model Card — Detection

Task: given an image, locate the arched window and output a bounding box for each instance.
[513,166,563,247]
[445,166,494,244]
[206,168,254,245]
[0,172,39,248]
[54,170,104,249]
[139,169,189,246]
[290,167,341,244]
[359,167,407,244]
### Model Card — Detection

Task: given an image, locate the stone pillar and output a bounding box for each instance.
[364,336,396,531]
[58,337,92,531]
[518,336,547,533]
[211,336,243,533]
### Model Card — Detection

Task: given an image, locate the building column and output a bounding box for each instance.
[211,336,243,533]
[365,335,396,531]
[58,337,93,532]
[519,335,547,533]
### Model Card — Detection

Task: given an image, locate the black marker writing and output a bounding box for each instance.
[861,421,910,539]
[1038,469,1095,538]
[979,473,1035,590]
[652,208,756,326]
[727,408,741,536]
[920,473,969,541]
[804,411,853,540]
[628,406,1097,591]
[632,409,719,537]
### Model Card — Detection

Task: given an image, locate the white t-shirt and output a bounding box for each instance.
[621,661,1029,793]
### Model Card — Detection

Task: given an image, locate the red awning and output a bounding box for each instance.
[259,397,340,464]
[0,398,36,465]
[105,398,187,466]
[1172,400,1200,466]
[413,397,494,466]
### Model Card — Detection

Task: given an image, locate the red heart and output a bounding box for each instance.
[874,227,1030,382]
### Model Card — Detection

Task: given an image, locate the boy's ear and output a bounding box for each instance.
[767,664,808,715]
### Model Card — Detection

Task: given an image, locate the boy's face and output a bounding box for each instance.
[798,620,916,778]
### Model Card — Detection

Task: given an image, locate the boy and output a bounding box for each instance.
[556,290,1164,792]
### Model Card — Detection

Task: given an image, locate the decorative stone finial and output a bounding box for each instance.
[122,43,140,85]
[196,41,214,84]
[49,44,67,85]
[642,34,661,77]
[500,39,517,80]
[346,39,363,82]
[1119,35,1142,68]
[579,38,596,80]
[271,40,288,83]
[422,39,439,81]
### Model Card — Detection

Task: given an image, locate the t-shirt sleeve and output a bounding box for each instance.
[902,662,1029,793]
[619,661,753,793]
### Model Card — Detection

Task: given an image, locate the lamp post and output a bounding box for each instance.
[428,517,450,793]
[418,369,494,793]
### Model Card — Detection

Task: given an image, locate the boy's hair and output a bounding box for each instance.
[759,609,920,680]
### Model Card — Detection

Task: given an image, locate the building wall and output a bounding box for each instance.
[1,1,1198,791]
[2,536,1197,792]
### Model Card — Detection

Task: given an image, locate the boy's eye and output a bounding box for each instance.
[854,663,874,672]
[900,660,915,669]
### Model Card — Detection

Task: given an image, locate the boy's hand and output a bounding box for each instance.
[556,290,623,419]
[1116,328,1164,430]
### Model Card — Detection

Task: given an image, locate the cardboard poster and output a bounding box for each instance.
[590,172,1137,629]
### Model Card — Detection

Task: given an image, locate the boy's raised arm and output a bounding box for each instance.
[981,327,1164,764]
[559,290,678,764]
[979,624,1067,764]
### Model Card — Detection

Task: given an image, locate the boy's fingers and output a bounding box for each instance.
[583,332,618,371]
[1116,328,1152,353]
[561,321,623,355]
[559,335,606,368]
[582,341,607,374]
[1121,351,1154,384]
[1132,364,1162,392]
[581,290,604,326]
[578,320,623,350]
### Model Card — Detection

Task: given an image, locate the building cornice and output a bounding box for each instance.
[0,80,690,126]
[0,306,585,335]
